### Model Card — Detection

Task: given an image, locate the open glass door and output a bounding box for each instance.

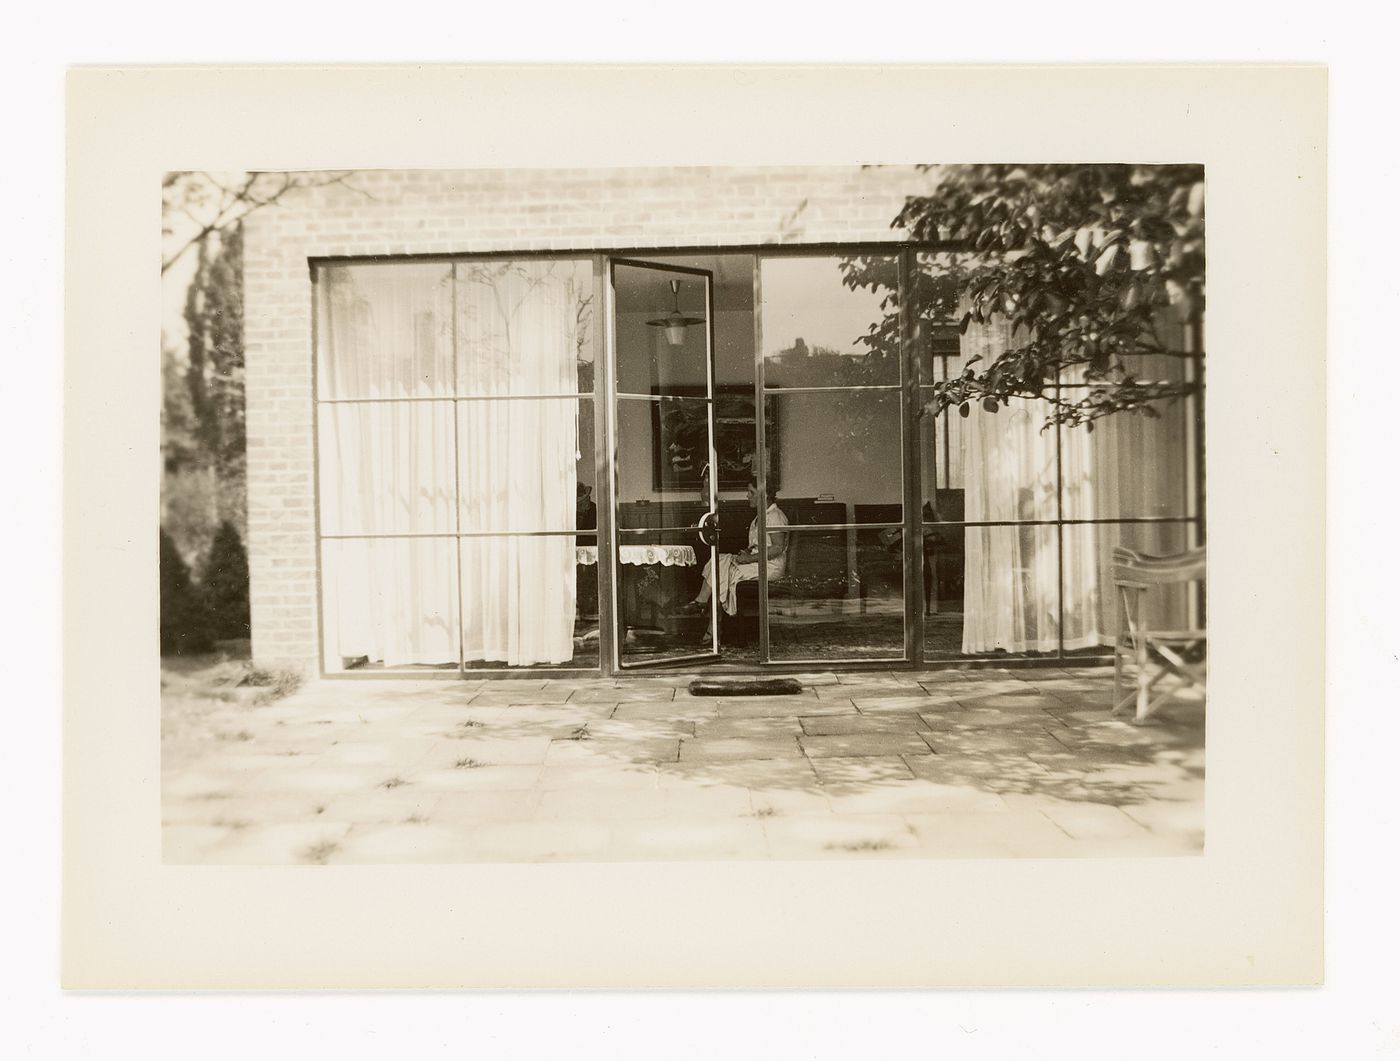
[608,259,721,669]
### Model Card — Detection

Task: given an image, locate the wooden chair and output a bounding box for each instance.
[1112,545,1207,723]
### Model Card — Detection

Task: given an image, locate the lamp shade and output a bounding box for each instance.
[646,279,704,347]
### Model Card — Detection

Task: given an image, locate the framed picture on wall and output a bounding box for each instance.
[650,385,779,492]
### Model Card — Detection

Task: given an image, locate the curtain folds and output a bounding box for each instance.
[317,260,585,670]
[959,313,1189,654]
[456,262,582,666]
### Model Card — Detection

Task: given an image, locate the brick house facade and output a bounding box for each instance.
[243,165,943,671]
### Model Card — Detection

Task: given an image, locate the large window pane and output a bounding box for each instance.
[615,397,717,530]
[455,259,594,395]
[614,267,711,397]
[913,251,973,383]
[321,537,460,673]
[460,534,596,668]
[317,402,457,535]
[1061,521,1197,660]
[761,256,900,387]
[1058,397,1195,520]
[769,390,903,516]
[766,528,904,661]
[611,529,709,666]
[457,397,594,532]
[929,523,1061,661]
[316,262,454,400]
[940,397,1060,524]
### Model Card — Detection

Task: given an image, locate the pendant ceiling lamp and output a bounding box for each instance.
[646,279,705,347]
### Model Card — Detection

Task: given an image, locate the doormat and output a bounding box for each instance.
[687,678,804,697]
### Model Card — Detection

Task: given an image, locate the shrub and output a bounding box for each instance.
[199,520,251,640]
[160,528,214,655]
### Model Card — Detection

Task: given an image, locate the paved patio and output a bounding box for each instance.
[161,667,1205,864]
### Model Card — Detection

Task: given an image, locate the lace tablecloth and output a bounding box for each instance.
[575,544,697,567]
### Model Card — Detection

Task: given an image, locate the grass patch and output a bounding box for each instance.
[453,758,483,770]
[826,839,894,852]
[240,666,304,701]
[216,729,255,743]
[403,813,429,825]
[301,839,340,865]
[379,777,408,789]
[752,806,779,819]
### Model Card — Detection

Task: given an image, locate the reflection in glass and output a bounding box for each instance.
[455,258,594,395]
[761,256,900,387]
[768,390,903,514]
[913,251,975,383]
[456,397,593,532]
[321,537,459,672]
[317,402,457,536]
[765,528,905,662]
[316,262,454,400]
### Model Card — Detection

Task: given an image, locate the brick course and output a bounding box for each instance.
[243,164,941,671]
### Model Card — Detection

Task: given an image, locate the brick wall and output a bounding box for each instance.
[242,165,941,671]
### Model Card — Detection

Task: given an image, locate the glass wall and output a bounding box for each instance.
[914,252,1202,661]
[314,258,599,673]
[311,248,1203,675]
[758,255,906,663]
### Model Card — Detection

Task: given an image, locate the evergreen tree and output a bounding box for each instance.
[160,528,213,655]
[199,521,251,640]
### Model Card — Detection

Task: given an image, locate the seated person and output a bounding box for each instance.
[675,477,788,617]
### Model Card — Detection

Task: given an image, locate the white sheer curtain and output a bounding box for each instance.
[960,312,1191,654]
[959,309,1071,652]
[317,264,459,667]
[455,261,582,666]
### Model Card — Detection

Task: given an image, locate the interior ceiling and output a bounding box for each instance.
[612,253,754,314]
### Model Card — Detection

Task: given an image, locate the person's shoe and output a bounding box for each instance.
[670,600,706,617]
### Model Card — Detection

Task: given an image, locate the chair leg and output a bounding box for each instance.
[1134,629,1151,723]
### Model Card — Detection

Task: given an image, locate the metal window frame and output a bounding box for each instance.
[307,243,1206,680]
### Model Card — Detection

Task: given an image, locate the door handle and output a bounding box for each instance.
[697,510,720,546]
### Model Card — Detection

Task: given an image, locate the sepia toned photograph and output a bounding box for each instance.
[158,162,1208,865]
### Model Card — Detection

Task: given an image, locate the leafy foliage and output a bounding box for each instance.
[848,164,1206,429]
[184,225,246,492]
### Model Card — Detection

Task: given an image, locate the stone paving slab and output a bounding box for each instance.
[693,717,804,740]
[798,712,930,736]
[657,758,822,792]
[715,697,855,718]
[799,733,937,759]
[763,813,920,857]
[808,755,917,788]
[163,665,1204,864]
[679,736,805,762]
[611,700,721,722]
[330,823,471,863]
[850,694,959,713]
[542,737,681,765]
